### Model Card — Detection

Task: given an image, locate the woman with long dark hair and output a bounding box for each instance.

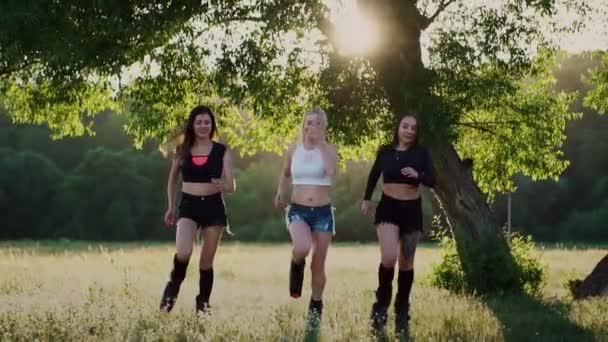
[160,105,235,313]
[361,113,436,335]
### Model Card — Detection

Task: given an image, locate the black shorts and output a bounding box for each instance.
[374,193,423,235]
[178,192,228,229]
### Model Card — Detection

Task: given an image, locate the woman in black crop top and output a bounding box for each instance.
[361,113,435,336]
[159,105,236,314]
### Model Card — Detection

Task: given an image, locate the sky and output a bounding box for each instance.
[560,24,608,53]
[354,0,605,68]
[113,0,607,92]
[330,0,607,56]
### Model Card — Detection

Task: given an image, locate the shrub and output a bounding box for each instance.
[430,228,546,296]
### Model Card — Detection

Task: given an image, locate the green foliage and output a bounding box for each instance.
[51,148,162,241]
[509,54,608,242]
[563,271,584,299]
[430,229,546,296]
[428,230,467,293]
[0,148,64,239]
[442,51,579,196]
[0,0,202,138]
[1,0,599,199]
[510,234,547,296]
[2,77,118,139]
[584,51,608,114]
[2,70,607,243]
[223,156,286,241]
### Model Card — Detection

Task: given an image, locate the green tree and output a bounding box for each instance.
[0,148,64,239]
[1,1,601,293]
[52,148,163,240]
[585,50,608,114]
[506,53,608,241]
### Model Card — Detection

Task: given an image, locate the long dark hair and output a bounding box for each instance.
[178,105,217,159]
[379,112,420,152]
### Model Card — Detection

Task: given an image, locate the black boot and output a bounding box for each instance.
[196,268,214,314]
[289,259,305,298]
[160,254,189,312]
[370,264,394,333]
[394,270,414,335]
[308,298,324,320]
[370,302,389,333]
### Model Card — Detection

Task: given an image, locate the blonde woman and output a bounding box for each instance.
[274,108,338,320]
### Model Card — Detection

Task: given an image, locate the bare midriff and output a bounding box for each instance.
[182,182,220,196]
[291,185,331,207]
[382,183,420,200]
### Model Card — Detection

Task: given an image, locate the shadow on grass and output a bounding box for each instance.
[485,294,595,342]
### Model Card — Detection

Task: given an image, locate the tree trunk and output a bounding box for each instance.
[573,254,608,299]
[430,144,501,238]
[363,0,501,239]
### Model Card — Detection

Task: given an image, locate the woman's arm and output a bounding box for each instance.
[418,148,436,188]
[220,145,236,193]
[167,158,180,209]
[275,144,295,207]
[363,150,383,201]
[164,158,181,227]
[319,143,338,177]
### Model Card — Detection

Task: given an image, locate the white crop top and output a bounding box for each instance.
[290,144,332,186]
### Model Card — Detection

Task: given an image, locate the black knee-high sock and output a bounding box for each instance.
[170,254,189,285]
[198,268,214,304]
[395,270,414,314]
[375,263,395,307]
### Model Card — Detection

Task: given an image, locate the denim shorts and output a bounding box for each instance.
[285,203,335,235]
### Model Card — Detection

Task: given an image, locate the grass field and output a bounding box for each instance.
[0,241,607,341]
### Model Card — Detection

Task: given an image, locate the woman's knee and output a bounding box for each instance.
[176,249,192,262]
[292,242,311,259]
[399,256,414,270]
[381,253,398,268]
[401,232,420,259]
[310,257,326,273]
[199,259,213,270]
[198,248,217,270]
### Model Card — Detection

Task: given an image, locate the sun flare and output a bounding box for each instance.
[332,2,378,56]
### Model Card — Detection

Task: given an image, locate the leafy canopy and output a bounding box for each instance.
[0,0,600,195]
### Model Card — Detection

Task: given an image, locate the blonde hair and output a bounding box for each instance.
[297,108,328,144]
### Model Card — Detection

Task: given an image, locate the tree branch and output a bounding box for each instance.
[422,0,457,28]
[459,119,526,126]
[454,121,515,144]
[192,16,264,41]
[455,121,498,136]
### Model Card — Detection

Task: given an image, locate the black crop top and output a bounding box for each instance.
[180,141,226,183]
[363,145,436,200]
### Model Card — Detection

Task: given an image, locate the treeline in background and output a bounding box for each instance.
[1,55,606,243]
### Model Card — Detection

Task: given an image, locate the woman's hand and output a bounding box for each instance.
[361,200,374,217]
[401,167,419,179]
[308,125,326,145]
[211,178,227,192]
[164,209,175,228]
[273,193,287,209]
